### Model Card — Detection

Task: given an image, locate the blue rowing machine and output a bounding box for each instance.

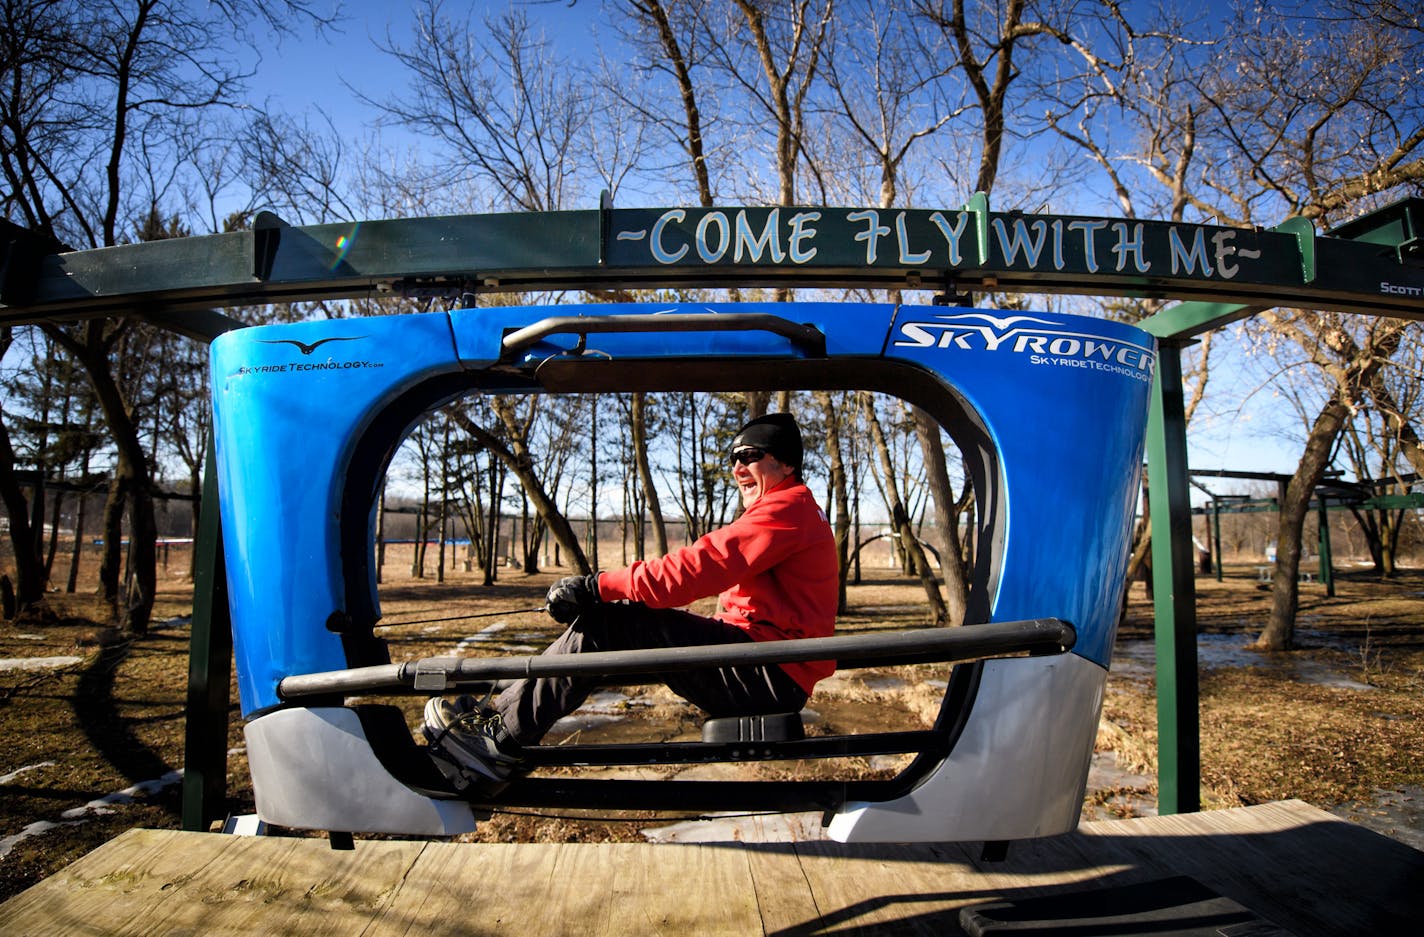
[210,302,1154,841]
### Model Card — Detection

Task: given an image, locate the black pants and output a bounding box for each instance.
[494,602,809,746]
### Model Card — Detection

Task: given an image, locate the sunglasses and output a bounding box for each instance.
[731,447,768,466]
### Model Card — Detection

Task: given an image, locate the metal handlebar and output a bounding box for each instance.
[499,312,828,362]
[277,618,1074,699]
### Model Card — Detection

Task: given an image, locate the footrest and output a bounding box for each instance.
[701,712,805,743]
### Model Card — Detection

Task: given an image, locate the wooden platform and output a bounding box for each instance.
[3,800,1420,935]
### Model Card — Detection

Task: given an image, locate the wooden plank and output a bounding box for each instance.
[366,841,588,937]
[4,802,1420,936]
[0,828,230,935]
[786,842,983,935]
[367,842,763,937]
[1076,800,1424,935]
[0,829,423,936]
[744,846,822,935]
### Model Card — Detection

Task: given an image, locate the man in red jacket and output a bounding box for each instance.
[423,413,839,794]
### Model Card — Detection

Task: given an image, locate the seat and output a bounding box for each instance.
[701,711,805,743]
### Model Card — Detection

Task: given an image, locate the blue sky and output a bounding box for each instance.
[243,1,608,146]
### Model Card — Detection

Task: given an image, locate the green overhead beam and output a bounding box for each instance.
[4,197,1422,328]
[1138,301,1267,340]
[1358,493,1424,510]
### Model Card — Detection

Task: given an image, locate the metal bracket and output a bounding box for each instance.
[0,219,69,306]
[1271,216,1317,284]
[252,210,285,281]
[412,657,457,691]
[964,191,991,267]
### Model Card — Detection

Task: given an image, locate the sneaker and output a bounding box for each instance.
[422,695,524,795]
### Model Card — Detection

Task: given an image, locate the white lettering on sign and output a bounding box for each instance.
[848,210,891,263]
[788,210,819,263]
[614,208,1279,286]
[735,209,784,263]
[1111,222,1151,274]
[928,210,972,265]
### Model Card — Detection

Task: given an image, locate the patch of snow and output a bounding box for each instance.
[0,820,77,860]
[0,656,83,672]
[0,769,183,859]
[0,762,55,785]
[59,770,184,820]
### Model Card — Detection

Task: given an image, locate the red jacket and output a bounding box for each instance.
[597,478,839,694]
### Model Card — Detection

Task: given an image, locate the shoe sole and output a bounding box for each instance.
[422,698,520,786]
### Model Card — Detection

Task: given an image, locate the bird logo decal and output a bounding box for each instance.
[258,336,366,355]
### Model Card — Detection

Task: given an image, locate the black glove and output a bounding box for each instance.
[546,574,601,624]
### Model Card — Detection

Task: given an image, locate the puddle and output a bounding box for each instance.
[643,811,828,843]
[1329,786,1424,852]
[548,690,658,736]
[1112,634,1375,690]
[1080,750,1157,822]
[549,713,627,734]
[858,674,908,691]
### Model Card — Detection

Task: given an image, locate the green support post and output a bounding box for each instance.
[1145,341,1201,815]
[182,441,232,832]
[1212,500,1224,582]
[1317,495,1335,598]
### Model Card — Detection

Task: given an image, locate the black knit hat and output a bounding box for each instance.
[732,413,802,470]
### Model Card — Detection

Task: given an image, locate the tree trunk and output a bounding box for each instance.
[375,490,386,584]
[0,415,46,613]
[44,321,158,635]
[452,405,589,574]
[631,393,669,556]
[43,488,64,578]
[67,477,89,593]
[1255,319,1408,648]
[121,466,157,636]
[861,393,947,624]
[912,406,968,626]
[588,395,600,571]
[1255,395,1351,650]
[97,479,125,608]
[815,392,852,614]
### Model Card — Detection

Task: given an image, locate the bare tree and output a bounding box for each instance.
[1179,3,1424,646]
[374,1,597,211]
[1,0,336,633]
[615,0,720,205]
[447,400,591,575]
[861,391,948,623]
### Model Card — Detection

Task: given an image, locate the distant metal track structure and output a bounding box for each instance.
[2,194,1420,828]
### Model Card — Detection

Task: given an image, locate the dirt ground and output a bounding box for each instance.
[2,544,1422,902]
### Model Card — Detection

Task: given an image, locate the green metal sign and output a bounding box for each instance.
[3,197,1422,334]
